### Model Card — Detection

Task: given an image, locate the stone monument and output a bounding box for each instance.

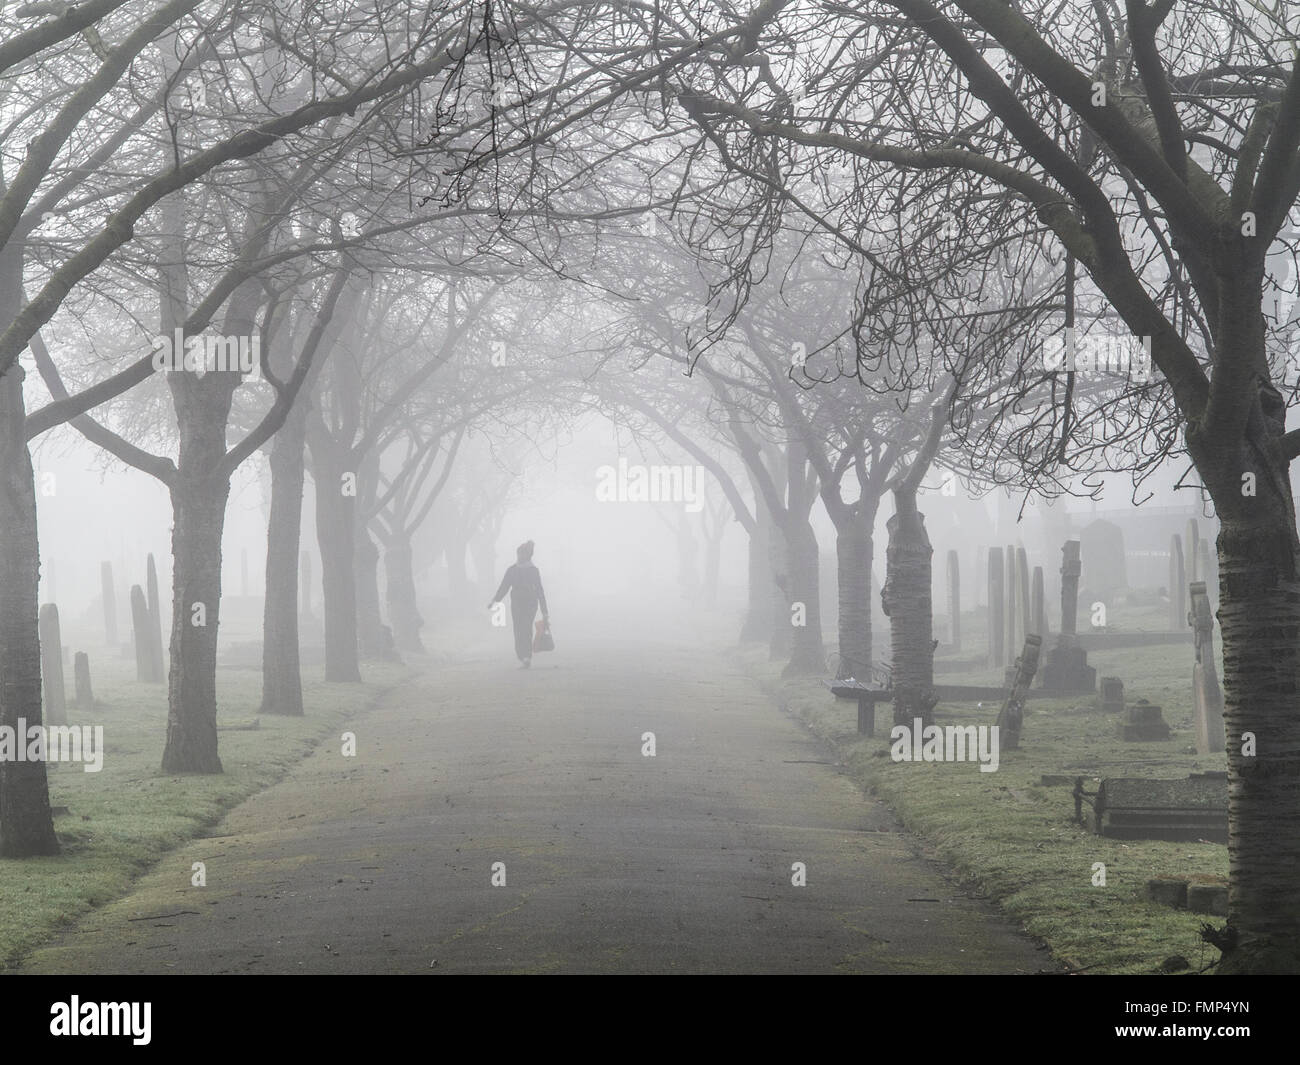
[1039,540,1096,691]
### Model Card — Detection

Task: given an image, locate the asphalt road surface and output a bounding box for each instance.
[22,628,1054,974]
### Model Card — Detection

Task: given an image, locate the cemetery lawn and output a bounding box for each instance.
[743,628,1231,976]
[0,653,407,968]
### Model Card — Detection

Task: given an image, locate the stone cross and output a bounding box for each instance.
[1059,540,1081,636]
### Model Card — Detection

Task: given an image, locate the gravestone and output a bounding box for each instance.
[1079,774,1227,842]
[74,652,94,712]
[1185,519,1200,582]
[1098,676,1124,714]
[1117,699,1171,740]
[101,561,117,646]
[1168,534,1185,632]
[1031,565,1045,637]
[146,553,164,685]
[130,585,156,683]
[1039,540,1096,691]
[1080,518,1127,601]
[38,603,67,726]
[946,550,960,650]
[987,549,1004,670]
[1197,540,1214,606]
[1005,544,1017,666]
[996,634,1042,751]
[1016,547,1031,649]
[1189,581,1226,754]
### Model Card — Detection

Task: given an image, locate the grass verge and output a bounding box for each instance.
[738,635,1230,976]
[0,653,408,969]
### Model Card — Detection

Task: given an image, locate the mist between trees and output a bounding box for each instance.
[2,0,1299,975]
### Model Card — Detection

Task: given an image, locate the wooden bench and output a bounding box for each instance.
[825,680,893,736]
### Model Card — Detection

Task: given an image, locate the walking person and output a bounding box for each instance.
[489,540,549,668]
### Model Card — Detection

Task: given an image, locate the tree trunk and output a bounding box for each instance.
[384,536,425,654]
[883,486,935,727]
[739,498,773,643]
[313,453,361,682]
[0,353,59,856]
[260,403,306,715]
[161,472,229,773]
[1213,514,1300,973]
[781,518,824,676]
[355,527,396,660]
[768,519,792,659]
[833,511,873,681]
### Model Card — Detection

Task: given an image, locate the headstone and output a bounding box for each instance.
[38,603,67,726]
[1098,676,1124,713]
[1117,699,1171,741]
[1060,539,1080,636]
[1188,581,1226,754]
[101,560,118,646]
[996,634,1041,751]
[1168,534,1185,632]
[1031,565,1045,637]
[1004,544,1016,666]
[987,549,1004,670]
[1080,519,1127,601]
[1017,548,1031,647]
[146,553,164,684]
[1185,520,1200,582]
[946,550,960,650]
[1197,540,1213,603]
[74,652,94,712]
[1039,540,1096,691]
[1083,774,1226,842]
[130,584,155,683]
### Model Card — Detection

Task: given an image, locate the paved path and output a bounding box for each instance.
[22,631,1054,974]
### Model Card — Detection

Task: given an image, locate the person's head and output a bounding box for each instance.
[517,540,534,563]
